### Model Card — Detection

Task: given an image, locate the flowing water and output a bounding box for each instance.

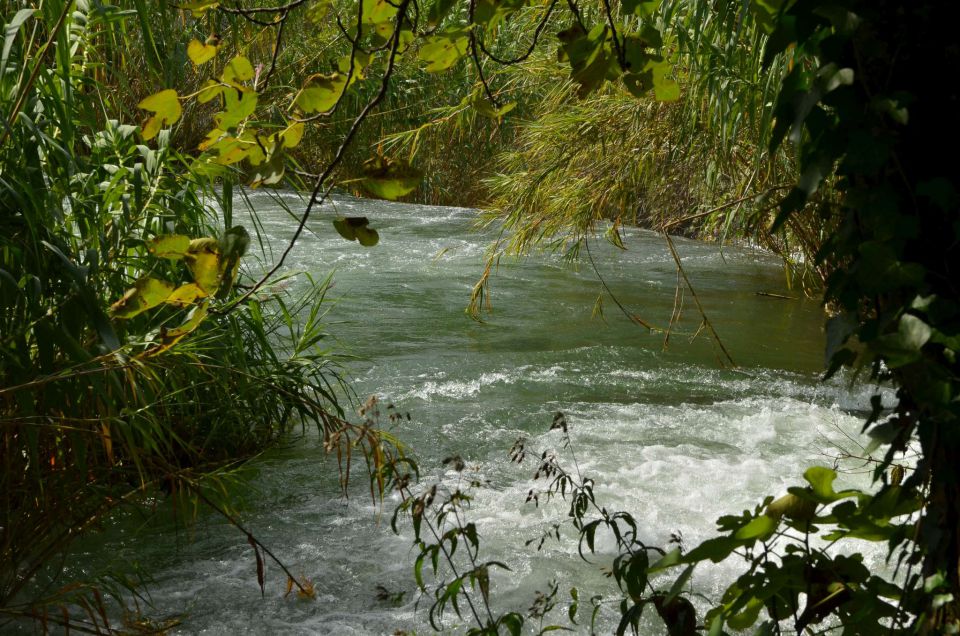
[77,193,886,634]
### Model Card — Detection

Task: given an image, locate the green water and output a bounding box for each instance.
[71,194,884,634]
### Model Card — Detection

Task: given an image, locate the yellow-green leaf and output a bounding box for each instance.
[187,38,218,66]
[362,0,398,24]
[138,89,181,140]
[221,55,254,86]
[181,0,219,16]
[293,73,346,114]
[148,234,190,260]
[418,31,469,72]
[146,301,210,356]
[110,277,175,319]
[165,283,208,307]
[279,122,304,148]
[186,238,222,294]
[250,146,285,188]
[215,86,258,129]
[333,217,380,247]
[197,79,224,104]
[358,156,423,199]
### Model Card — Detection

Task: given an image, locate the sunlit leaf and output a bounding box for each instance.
[279,122,304,148]
[358,156,422,199]
[333,217,380,247]
[138,89,181,140]
[765,492,817,520]
[187,38,218,66]
[293,73,346,114]
[147,234,190,260]
[362,0,398,24]
[165,283,208,307]
[221,55,254,86]
[186,238,222,294]
[558,24,617,97]
[146,301,210,356]
[733,514,777,540]
[418,30,469,73]
[181,0,219,17]
[197,79,223,104]
[622,0,659,17]
[250,146,285,188]
[215,86,258,129]
[110,277,175,319]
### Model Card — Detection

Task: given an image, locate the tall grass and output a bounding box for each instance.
[0,3,381,630]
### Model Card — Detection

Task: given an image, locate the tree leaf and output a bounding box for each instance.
[138,89,181,140]
[186,238,222,294]
[622,0,660,17]
[110,277,175,319]
[333,217,380,247]
[734,514,777,540]
[197,79,223,104]
[418,30,469,72]
[358,156,422,199]
[181,0,219,16]
[165,283,207,307]
[147,234,191,260]
[216,86,258,130]
[187,38,218,66]
[293,73,347,114]
[221,55,254,86]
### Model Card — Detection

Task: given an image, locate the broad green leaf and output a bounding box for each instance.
[279,122,304,148]
[622,0,659,17]
[294,73,347,114]
[215,86,257,129]
[680,535,740,563]
[337,50,372,85]
[358,156,423,199]
[165,283,207,307]
[110,277,175,318]
[186,238,222,294]
[197,79,223,104]
[148,301,210,356]
[650,60,680,101]
[216,226,250,298]
[418,30,469,73]
[147,234,190,260]
[221,55,254,86]
[333,217,380,247]
[765,492,817,521]
[648,547,682,572]
[181,0,219,17]
[138,89,181,140]
[250,146,285,188]
[727,596,764,630]
[558,24,617,97]
[734,514,777,540]
[801,466,859,503]
[187,38,218,66]
[362,0,398,24]
[427,0,458,26]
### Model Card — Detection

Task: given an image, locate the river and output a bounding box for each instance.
[76,193,885,634]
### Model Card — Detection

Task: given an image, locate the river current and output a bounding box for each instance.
[77,193,886,634]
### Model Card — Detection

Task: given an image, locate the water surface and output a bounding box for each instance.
[81,193,883,634]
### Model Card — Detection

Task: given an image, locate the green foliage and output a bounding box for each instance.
[0,4,396,629]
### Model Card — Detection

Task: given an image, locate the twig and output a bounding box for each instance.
[663,233,737,367]
[220,0,412,313]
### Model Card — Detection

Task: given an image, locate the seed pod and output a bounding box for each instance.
[890,464,905,486]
